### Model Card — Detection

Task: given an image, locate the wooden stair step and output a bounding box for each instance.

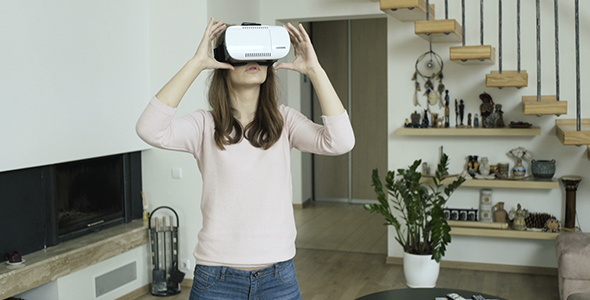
[450,45,495,65]
[522,96,567,115]
[556,119,590,146]
[380,0,435,21]
[486,70,528,88]
[415,19,462,43]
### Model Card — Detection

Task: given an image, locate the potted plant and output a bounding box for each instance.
[364,154,465,288]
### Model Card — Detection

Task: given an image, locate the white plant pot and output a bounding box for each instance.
[403,252,441,288]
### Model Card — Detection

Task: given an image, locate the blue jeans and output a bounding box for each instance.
[189,259,302,300]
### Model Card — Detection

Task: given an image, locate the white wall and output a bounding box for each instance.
[0,0,150,172]
[261,0,590,269]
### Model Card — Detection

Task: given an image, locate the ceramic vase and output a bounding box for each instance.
[513,158,526,178]
[493,202,508,223]
[403,252,440,288]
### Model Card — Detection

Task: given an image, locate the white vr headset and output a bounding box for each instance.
[214,22,291,66]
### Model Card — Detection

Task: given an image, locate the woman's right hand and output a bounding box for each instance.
[193,17,234,71]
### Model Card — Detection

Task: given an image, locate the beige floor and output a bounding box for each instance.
[129,202,559,300]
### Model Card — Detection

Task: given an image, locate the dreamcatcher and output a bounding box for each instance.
[412,46,445,108]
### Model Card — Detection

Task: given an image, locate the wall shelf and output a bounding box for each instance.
[396,127,541,136]
[380,0,435,21]
[450,226,560,240]
[421,177,559,189]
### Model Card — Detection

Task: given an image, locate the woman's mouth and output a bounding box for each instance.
[246,63,260,72]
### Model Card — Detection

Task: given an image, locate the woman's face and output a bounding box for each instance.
[228,62,268,88]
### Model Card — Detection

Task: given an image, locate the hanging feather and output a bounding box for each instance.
[424,78,433,91]
[413,90,420,107]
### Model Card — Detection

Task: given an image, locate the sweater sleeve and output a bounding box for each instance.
[283,105,355,156]
[136,96,204,154]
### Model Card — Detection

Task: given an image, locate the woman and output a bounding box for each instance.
[136,18,354,300]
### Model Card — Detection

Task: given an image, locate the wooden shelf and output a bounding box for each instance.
[450,226,560,240]
[421,177,559,190]
[522,96,568,115]
[380,0,435,21]
[450,45,495,65]
[486,70,528,88]
[396,127,541,136]
[556,119,590,145]
[415,19,462,43]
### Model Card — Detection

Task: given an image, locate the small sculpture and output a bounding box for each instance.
[483,110,498,128]
[404,118,411,128]
[479,92,494,127]
[466,155,480,177]
[455,99,459,127]
[495,104,505,128]
[475,157,495,179]
[444,92,450,128]
[459,100,465,126]
[509,204,529,231]
[474,113,480,128]
[421,109,430,128]
[467,113,472,127]
[411,111,421,128]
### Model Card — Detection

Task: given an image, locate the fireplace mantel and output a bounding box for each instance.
[0,220,148,298]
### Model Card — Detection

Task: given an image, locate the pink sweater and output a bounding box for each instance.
[136,97,355,267]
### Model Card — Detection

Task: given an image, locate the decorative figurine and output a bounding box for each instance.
[467,113,472,127]
[474,113,480,128]
[404,118,411,128]
[411,111,421,128]
[475,157,495,179]
[421,109,429,128]
[455,99,459,127]
[495,104,505,128]
[459,100,465,126]
[509,204,529,231]
[467,155,480,177]
[444,92,450,128]
[483,109,498,128]
[479,92,494,127]
[431,113,438,128]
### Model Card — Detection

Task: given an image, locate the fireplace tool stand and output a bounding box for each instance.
[149,206,185,296]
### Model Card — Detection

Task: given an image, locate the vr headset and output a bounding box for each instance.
[214,22,290,66]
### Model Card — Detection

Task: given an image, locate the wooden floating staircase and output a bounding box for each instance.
[380,0,435,21]
[415,19,462,43]
[450,45,496,65]
[556,119,590,146]
[379,0,462,43]
[486,71,528,88]
[522,96,568,116]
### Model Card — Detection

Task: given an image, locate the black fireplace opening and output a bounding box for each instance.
[56,155,126,240]
[0,152,143,257]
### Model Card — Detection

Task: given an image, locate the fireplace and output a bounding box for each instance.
[0,152,142,257]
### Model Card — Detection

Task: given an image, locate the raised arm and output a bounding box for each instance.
[156,17,233,108]
[274,23,346,117]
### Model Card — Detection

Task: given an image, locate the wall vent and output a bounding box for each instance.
[95,261,137,297]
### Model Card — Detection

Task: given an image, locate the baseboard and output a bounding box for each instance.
[115,285,150,300]
[386,256,558,276]
[116,279,193,300]
[293,198,312,209]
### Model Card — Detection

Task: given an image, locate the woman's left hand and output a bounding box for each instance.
[274,23,322,75]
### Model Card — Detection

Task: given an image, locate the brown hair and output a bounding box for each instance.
[208,29,284,150]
